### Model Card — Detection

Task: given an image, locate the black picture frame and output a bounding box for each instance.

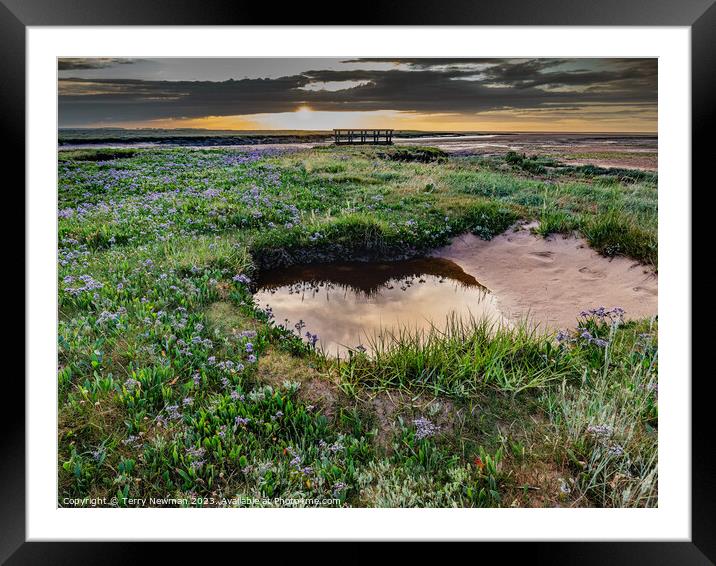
[7,0,711,561]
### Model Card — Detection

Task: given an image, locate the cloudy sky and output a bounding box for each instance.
[58,58,657,132]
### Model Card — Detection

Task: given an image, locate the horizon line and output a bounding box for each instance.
[58,127,658,135]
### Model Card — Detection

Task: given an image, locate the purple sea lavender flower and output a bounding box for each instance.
[413,417,439,440]
[586,424,614,438]
[186,446,205,459]
[305,332,319,347]
[556,329,570,343]
[165,404,182,420]
[607,444,625,457]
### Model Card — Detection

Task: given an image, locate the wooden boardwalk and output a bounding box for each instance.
[333,129,393,145]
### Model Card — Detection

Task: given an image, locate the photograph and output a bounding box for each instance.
[56,56,661,510]
[3,0,707,554]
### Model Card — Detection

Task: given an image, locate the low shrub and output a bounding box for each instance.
[378,146,448,163]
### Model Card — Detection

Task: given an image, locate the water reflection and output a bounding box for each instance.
[254,258,504,357]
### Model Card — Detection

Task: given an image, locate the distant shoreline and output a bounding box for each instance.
[58,129,657,148]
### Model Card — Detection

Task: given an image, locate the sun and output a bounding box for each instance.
[294,105,313,118]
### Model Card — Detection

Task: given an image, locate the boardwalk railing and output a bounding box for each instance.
[333,129,394,145]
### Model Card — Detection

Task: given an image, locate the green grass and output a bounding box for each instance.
[582,209,658,263]
[337,316,570,396]
[542,317,658,507]
[57,145,658,507]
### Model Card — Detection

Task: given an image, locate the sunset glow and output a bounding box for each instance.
[107,106,656,134]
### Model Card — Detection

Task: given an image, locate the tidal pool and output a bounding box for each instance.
[253,257,504,357]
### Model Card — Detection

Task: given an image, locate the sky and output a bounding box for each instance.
[58,57,657,132]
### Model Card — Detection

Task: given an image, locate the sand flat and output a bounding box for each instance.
[399,132,658,171]
[433,223,658,331]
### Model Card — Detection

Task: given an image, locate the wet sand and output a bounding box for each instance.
[397,132,658,171]
[433,223,658,331]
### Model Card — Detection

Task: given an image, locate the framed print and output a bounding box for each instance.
[8,0,713,561]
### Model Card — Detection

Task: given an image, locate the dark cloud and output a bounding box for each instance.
[58,58,657,127]
[344,58,656,90]
[481,59,656,91]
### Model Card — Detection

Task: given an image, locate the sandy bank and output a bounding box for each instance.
[432,223,657,331]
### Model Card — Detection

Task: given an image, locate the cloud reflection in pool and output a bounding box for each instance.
[254,258,505,357]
